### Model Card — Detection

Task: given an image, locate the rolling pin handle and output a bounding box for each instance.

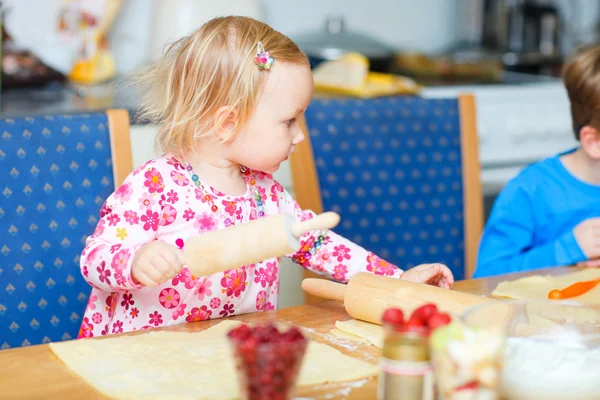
[301,278,346,302]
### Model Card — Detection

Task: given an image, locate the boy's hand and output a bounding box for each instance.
[132,242,185,287]
[400,263,454,288]
[573,218,600,260]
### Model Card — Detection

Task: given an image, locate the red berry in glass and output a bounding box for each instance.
[228,323,308,400]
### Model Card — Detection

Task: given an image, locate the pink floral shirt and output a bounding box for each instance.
[79,155,402,338]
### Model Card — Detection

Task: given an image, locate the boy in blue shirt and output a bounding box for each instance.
[475,44,600,278]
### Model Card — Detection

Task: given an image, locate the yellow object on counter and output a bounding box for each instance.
[312,53,421,98]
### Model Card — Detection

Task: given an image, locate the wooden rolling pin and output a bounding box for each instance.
[302,272,494,325]
[184,212,340,277]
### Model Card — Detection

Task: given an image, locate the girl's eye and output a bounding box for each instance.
[285,118,296,127]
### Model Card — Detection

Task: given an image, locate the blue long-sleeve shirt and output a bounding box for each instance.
[474,149,600,278]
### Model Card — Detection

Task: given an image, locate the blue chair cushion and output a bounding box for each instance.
[0,113,114,348]
[305,96,466,279]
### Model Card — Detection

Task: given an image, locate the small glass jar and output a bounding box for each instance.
[378,323,434,400]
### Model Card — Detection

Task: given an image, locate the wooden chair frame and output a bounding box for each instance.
[290,94,483,302]
[106,109,134,188]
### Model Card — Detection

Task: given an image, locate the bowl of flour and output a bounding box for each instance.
[461,300,600,400]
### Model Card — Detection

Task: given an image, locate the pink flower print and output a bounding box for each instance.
[265,262,278,286]
[112,320,124,334]
[101,324,109,336]
[115,272,126,286]
[124,210,139,225]
[175,238,184,249]
[114,182,133,203]
[170,170,189,186]
[144,168,165,193]
[138,192,156,211]
[172,303,186,320]
[366,254,396,276]
[158,204,177,227]
[314,248,334,268]
[133,160,153,175]
[94,219,106,236]
[221,269,248,297]
[333,264,348,282]
[194,212,217,233]
[110,244,122,254]
[171,268,198,289]
[97,262,111,285]
[167,156,184,170]
[194,278,212,301]
[141,210,159,231]
[120,292,134,310]
[130,307,139,319]
[159,288,181,309]
[78,317,94,338]
[149,311,163,326]
[256,290,267,311]
[270,182,284,201]
[88,294,97,310]
[265,303,275,311]
[107,213,120,227]
[166,189,179,204]
[99,202,112,218]
[186,305,212,322]
[196,189,217,203]
[224,218,233,227]
[258,186,267,202]
[210,297,221,309]
[235,207,244,221]
[106,294,117,318]
[183,209,195,222]
[222,200,236,216]
[254,171,270,180]
[219,303,235,317]
[83,265,89,277]
[333,245,352,262]
[254,267,269,288]
[111,249,130,273]
[92,312,102,324]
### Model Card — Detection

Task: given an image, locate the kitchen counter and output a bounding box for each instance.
[0,80,146,124]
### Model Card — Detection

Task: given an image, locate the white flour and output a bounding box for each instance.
[501,337,600,400]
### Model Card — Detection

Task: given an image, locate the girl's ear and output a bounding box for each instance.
[580,125,600,160]
[213,106,239,142]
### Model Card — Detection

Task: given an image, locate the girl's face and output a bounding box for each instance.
[230,63,313,174]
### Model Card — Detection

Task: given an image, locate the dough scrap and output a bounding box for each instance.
[333,320,384,348]
[492,269,600,303]
[50,320,377,400]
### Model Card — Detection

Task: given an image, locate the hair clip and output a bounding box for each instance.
[254,41,274,70]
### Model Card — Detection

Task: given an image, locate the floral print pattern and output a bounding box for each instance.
[79,156,401,338]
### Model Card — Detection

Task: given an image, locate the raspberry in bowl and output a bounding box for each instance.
[227,323,309,400]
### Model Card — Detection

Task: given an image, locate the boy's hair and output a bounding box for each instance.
[562,44,600,140]
[135,16,308,154]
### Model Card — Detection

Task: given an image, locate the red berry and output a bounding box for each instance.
[382,307,404,326]
[411,304,438,322]
[427,312,452,330]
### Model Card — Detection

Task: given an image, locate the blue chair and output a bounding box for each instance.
[290,95,483,300]
[0,110,132,349]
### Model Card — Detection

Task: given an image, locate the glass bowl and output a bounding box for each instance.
[462,300,600,400]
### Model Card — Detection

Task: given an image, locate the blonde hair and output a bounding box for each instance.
[135,16,309,154]
[562,43,600,139]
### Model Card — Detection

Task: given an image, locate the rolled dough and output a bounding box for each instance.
[492,269,600,303]
[50,320,377,400]
[332,320,384,348]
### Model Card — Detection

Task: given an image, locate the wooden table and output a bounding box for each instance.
[0,266,577,399]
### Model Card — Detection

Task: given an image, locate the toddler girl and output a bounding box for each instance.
[79,16,453,338]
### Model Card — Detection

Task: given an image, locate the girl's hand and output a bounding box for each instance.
[400,263,454,289]
[132,242,185,287]
[576,258,600,268]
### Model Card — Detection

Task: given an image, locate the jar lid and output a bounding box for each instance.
[294,15,394,60]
